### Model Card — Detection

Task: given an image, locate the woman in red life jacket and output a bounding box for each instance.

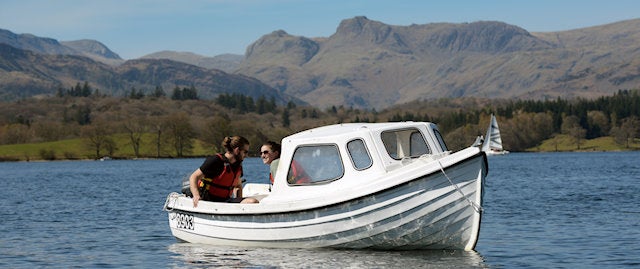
[188,136,258,207]
[260,141,281,184]
[288,159,311,184]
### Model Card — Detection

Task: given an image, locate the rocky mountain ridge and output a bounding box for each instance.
[140,51,243,73]
[1,17,639,109]
[235,17,640,109]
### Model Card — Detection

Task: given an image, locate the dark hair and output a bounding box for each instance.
[222,136,250,152]
[264,141,281,154]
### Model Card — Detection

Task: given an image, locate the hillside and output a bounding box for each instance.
[115,59,286,100]
[0,29,123,65]
[235,17,640,109]
[141,51,243,73]
[0,43,290,103]
[61,39,124,66]
[0,43,119,100]
[2,17,640,110]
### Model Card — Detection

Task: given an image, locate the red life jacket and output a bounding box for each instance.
[287,160,311,184]
[199,154,242,201]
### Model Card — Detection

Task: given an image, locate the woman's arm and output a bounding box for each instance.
[189,168,204,207]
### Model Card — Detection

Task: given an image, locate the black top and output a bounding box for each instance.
[199,154,241,178]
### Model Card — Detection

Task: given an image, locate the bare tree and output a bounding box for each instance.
[611,116,639,148]
[561,115,587,150]
[0,124,31,144]
[149,116,167,158]
[550,134,562,152]
[164,113,196,157]
[81,120,115,159]
[32,121,67,142]
[123,116,148,158]
[201,114,232,152]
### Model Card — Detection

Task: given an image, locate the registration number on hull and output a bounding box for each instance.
[174,212,194,230]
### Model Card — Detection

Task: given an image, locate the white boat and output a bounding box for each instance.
[482,114,509,155]
[164,122,488,250]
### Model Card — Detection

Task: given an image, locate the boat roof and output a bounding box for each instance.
[284,122,436,141]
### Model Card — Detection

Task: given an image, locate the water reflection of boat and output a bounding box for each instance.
[164,122,488,250]
[167,243,488,268]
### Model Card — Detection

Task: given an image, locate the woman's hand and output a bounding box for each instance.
[192,193,200,207]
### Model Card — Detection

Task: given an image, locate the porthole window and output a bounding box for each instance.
[347,139,372,170]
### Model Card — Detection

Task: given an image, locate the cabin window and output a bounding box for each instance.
[287,145,343,185]
[410,131,431,156]
[381,128,431,160]
[347,139,372,170]
[381,131,399,159]
[433,129,448,151]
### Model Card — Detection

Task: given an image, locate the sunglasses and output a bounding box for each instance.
[260,150,271,155]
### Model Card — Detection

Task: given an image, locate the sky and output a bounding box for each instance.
[1,0,638,59]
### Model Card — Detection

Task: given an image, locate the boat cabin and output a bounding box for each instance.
[253,122,450,203]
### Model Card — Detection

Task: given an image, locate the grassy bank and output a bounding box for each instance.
[525,134,640,152]
[0,134,211,161]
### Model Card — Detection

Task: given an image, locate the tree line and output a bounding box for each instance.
[383,90,640,151]
[1,82,639,160]
[58,82,201,101]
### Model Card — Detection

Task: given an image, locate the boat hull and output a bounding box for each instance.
[165,151,487,250]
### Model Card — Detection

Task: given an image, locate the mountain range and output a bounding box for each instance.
[1,17,639,109]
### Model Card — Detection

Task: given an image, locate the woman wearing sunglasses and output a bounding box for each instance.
[260,141,281,185]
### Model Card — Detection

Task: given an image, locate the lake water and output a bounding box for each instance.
[1,152,639,268]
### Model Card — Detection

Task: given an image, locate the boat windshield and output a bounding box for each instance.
[381,128,431,160]
[287,144,344,185]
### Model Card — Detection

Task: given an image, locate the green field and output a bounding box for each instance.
[0,133,211,161]
[526,134,640,152]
